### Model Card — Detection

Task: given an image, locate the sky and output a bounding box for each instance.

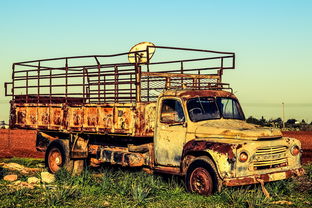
[0,0,311,123]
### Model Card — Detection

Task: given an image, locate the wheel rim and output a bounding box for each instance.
[189,167,213,195]
[48,147,63,173]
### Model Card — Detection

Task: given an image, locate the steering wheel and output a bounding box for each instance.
[189,108,203,115]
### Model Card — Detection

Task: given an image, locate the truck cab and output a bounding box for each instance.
[154,89,304,195]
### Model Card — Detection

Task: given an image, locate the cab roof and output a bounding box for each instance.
[160,89,237,100]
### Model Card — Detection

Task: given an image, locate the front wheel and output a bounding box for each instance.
[185,157,219,196]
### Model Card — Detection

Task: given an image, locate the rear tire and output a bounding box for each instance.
[185,157,219,196]
[45,139,84,175]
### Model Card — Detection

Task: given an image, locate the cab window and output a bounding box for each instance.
[160,99,185,123]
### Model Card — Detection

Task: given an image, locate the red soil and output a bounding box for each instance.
[282,131,312,164]
[0,129,44,158]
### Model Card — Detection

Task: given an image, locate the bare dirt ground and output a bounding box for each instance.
[0,129,311,163]
[0,129,44,158]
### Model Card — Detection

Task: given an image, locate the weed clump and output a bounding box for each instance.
[0,159,312,208]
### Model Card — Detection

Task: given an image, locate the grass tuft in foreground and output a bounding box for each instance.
[0,158,312,208]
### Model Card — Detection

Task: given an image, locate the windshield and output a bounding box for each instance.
[187,97,245,122]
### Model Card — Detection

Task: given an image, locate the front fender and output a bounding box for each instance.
[182,140,238,178]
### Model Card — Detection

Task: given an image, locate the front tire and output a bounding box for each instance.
[185,157,219,196]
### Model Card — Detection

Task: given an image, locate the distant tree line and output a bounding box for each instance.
[246,116,312,131]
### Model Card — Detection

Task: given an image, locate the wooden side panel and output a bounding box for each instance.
[26,105,37,128]
[13,102,156,138]
[67,106,83,131]
[114,106,134,134]
[50,106,63,130]
[98,106,114,133]
[134,103,157,137]
[37,106,50,129]
[82,106,99,132]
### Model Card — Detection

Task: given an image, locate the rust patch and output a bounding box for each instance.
[134,103,156,137]
[13,102,153,137]
[182,140,236,159]
[223,168,305,186]
[17,111,26,124]
[177,90,236,100]
[153,166,181,175]
[53,109,62,125]
[236,144,243,149]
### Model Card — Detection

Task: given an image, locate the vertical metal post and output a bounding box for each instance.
[146,47,150,102]
[103,75,106,102]
[165,77,170,89]
[135,64,141,102]
[82,67,86,104]
[198,69,201,89]
[130,73,133,102]
[134,52,141,102]
[114,65,118,102]
[147,63,150,102]
[65,59,68,103]
[180,61,184,87]
[83,67,91,103]
[37,62,40,103]
[97,65,101,103]
[218,57,224,83]
[26,71,29,103]
[12,64,15,101]
[49,68,52,103]
[95,57,101,103]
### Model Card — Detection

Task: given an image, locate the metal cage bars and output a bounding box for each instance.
[5,46,235,104]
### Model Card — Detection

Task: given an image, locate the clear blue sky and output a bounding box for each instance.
[0,0,311,122]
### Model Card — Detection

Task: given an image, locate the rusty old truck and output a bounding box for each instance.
[5,43,304,195]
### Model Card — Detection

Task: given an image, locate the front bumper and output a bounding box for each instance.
[223,167,305,186]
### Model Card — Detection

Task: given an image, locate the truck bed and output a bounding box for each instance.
[6,45,235,136]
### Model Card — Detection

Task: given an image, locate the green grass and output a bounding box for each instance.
[0,158,312,208]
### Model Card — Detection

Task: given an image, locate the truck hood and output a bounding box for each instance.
[195,119,282,140]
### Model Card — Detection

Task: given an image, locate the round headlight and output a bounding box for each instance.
[239,152,248,162]
[290,145,300,156]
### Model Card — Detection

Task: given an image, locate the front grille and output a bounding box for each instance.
[253,146,288,170]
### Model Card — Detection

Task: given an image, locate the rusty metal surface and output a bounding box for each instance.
[5,45,235,107]
[153,166,181,175]
[180,134,303,178]
[174,89,236,100]
[194,119,282,140]
[182,140,236,160]
[181,139,238,178]
[95,146,146,167]
[223,167,305,186]
[12,102,157,137]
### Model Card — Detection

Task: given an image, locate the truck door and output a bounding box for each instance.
[154,98,187,166]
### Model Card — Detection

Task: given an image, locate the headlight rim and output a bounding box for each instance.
[290,145,300,156]
[238,151,249,162]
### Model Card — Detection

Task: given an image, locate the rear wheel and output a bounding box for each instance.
[45,139,84,175]
[47,147,64,173]
[185,157,219,196]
